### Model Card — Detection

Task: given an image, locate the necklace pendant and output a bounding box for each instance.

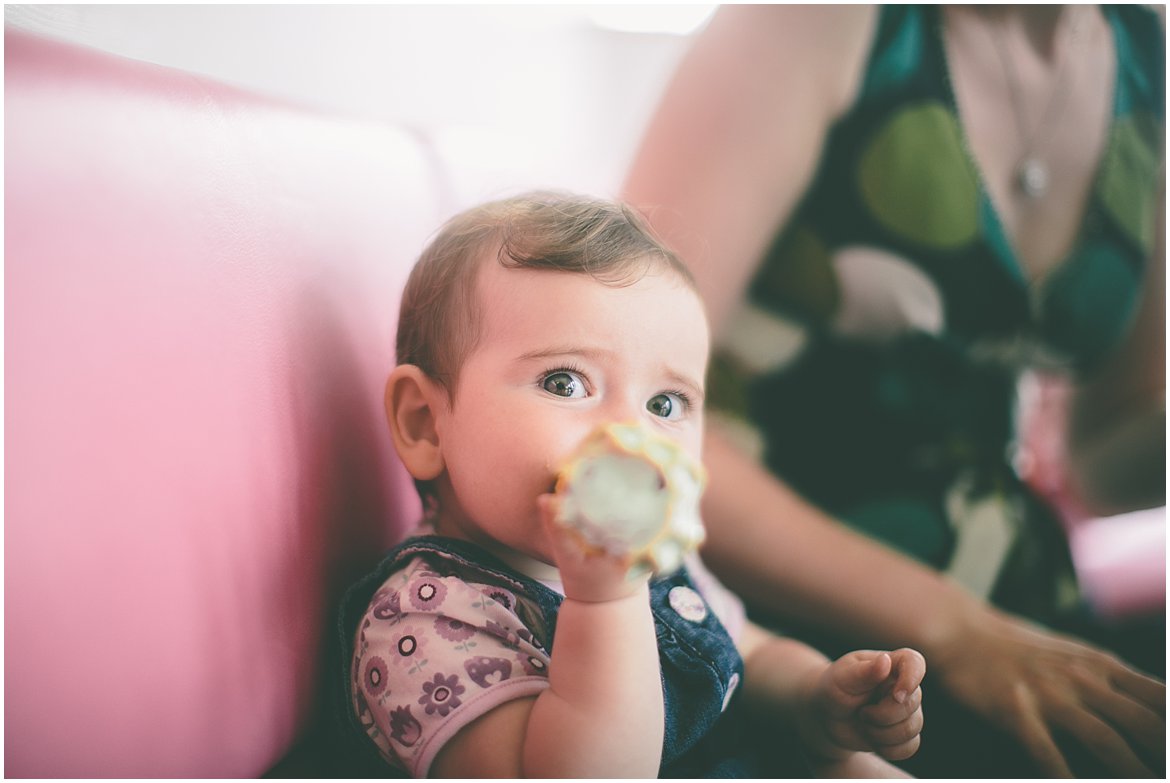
[1016,158,1049,199]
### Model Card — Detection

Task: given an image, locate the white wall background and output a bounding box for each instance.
[5,4,715,207]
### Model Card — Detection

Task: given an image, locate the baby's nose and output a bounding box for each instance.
[600,392,645,424]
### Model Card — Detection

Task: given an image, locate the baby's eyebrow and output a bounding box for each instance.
[516,345,613,363]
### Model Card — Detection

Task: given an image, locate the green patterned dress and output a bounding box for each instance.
[709,5,1163,623]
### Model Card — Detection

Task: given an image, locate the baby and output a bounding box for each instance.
[337,192,925,777]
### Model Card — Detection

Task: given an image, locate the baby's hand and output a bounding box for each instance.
[537,493,650,603]
[805,648,925,762]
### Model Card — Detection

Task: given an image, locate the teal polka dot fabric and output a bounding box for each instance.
[712,5,1163,618]
[858,102,980,250]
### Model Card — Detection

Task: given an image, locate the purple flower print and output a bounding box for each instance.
[391,624,429,666]
[364,656,389,697]
[388,705,422,747]
[464,656,513,688]
[408,577,448,611]
[484,620,513,643]
[419,673,465,717]
[516,652,549,678]
[482,587,516,611]
[434,615,475,642]
[516,628,546,652]
[354,689,376,732]
[372,590,402,621]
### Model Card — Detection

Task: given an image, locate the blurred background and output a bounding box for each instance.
[5,4,716,206]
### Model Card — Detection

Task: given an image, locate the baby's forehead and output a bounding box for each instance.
[471,249,696,298]
[470,255,708,346]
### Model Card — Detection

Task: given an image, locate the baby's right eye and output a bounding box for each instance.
[541,370,586,399]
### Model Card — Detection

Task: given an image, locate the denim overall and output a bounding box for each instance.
[331,535,804,777]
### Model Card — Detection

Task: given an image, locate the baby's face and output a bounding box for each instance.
[433,259,709,568]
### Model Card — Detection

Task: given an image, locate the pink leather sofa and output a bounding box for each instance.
[6,28,437,777]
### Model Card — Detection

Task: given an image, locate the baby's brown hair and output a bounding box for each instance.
[395,190,694,397]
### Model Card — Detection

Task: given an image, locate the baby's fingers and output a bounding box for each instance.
[860,697,924,761]
[886,648,926,704]
[537,493,646,602]
[872,710,923,746]
[537,496,576,555]
[869,729,922,762]
[536,493,562,527]
[537,494,598,571]
[833,652,894,699]
[860,686,922,726]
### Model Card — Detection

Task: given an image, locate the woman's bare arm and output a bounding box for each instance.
[623,4,877,333]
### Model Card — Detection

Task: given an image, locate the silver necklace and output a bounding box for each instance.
[987,11,1078,200]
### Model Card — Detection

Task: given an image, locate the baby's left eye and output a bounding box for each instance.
[647,392,687,420]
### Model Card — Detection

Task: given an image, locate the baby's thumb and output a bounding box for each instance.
[536,493,561,527]
[537,493,588,566]
[835,652,893,698]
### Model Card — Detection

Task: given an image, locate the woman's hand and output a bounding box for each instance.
[931,609,1165,777]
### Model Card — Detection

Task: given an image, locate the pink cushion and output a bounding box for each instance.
[1016,373,1165,622]
[6,28,434,777]
[1071,507,1166,620]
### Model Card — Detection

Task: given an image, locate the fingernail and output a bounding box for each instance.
[894,690,908,703]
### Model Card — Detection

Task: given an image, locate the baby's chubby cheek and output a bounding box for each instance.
[449,443,570,528]
[504,419,594,491]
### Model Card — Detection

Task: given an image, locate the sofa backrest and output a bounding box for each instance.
[6,28,434,777]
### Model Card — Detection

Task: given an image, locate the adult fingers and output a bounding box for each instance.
[1111,663,1168,716]
[1050,702,1154,778]
[1078,670,1166,762]
[1003,687,1074,778]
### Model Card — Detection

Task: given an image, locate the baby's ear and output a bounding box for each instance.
[385,365,446,481]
